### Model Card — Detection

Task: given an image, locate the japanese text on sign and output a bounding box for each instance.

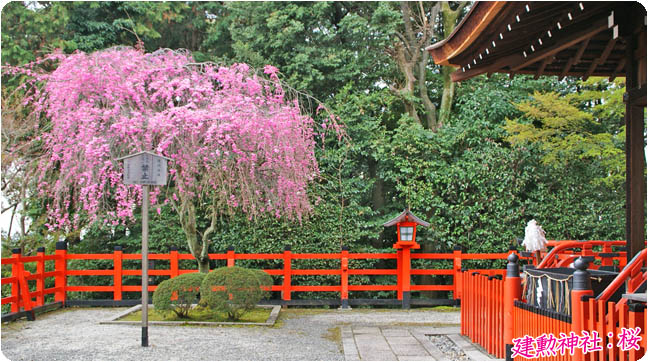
[511,327,643,358]
[122,153,168,186]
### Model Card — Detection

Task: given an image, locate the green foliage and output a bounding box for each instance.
[1,2,72,65]
[382,115,531,252]
[152,273,205,318]
[223,2,394,100]
[504,78,626,187]
[200,267,269,320]
[251,269,273,293]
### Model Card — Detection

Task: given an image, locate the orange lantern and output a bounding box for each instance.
[383,209,430,249]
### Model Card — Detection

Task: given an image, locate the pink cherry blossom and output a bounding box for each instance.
[4,47,333,232]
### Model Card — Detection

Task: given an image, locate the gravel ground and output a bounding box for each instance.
[1,307,460,361]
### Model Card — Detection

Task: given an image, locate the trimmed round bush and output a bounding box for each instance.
[252,269,273,299]
[153,273,205,318]
[200,266,271,320]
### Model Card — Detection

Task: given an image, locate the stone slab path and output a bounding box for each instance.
[342,325,495,361]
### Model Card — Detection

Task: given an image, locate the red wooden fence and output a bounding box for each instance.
[512,301,571,361]
[2,243,530,317]
[461,241,645,361]
[461,271,506,358]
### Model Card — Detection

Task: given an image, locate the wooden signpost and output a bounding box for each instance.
[117,151,170,347]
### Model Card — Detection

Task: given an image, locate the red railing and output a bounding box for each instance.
[461,271,506,358]
[1,248,64,319]
[537,240,627,270]
[460,241,645,361]
[512,302,571,361]
[597,249,647,305]
[2,243,533,318]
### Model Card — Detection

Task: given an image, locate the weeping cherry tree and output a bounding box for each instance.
[4,47,337,272]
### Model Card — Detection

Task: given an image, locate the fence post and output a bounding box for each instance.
[113,246,123,301]
[36,247,45,306]
[571,257,593,361]
[628,303,646,360]
[10,248,21,313]
[340,246,350,309]
[453,245,462,300]
[401,246,412,309]
[12,248,35,321]
[170,246,179,278]
[504,252,521,361]
[54,241,67,306]
[396,248,403,300]
[282,246,292,302]
[226,246,235,267]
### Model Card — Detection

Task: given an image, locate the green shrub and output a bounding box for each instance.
[152,273,205,318]
[252,268,273,299]
[200,266,270,320]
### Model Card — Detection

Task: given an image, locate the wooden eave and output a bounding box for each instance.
[427,2,646,83]
[115,151,172,161]
[383,209,430,227]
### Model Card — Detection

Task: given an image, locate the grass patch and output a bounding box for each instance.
[120,306,270,323]
[430,306,460,312]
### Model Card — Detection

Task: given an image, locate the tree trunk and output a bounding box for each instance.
[438,66,456,128]
[386,1,467,132]
[419,49,438,131]
[178,198,212,273]
[198,259,210,273]
[436,2,467,128]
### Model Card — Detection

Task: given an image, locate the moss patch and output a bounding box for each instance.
[430,306,460,312]
[120,306,270,323]
[281,308,329,317]
[324,326,342,353]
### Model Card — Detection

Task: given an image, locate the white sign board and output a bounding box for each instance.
[121,152,169,186]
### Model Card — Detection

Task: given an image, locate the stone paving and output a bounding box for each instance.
[342,325,495,361]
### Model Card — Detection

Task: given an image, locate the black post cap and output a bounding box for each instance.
[37,247,45,253]
[572,257,592,291]
[11,248,21,254]
[284,245,291,251]
[523,264,536,272]
[341,246,349,251]
[169,246,177,251]
[114,246,122,251]
[55,241,67,250]
[227,246,235,251]
[506,252,520,277]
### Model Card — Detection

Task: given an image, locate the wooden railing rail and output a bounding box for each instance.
[537,240,627,269]
[2,239,628,325]
[597,249,647,304]
[2,243,535,319]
